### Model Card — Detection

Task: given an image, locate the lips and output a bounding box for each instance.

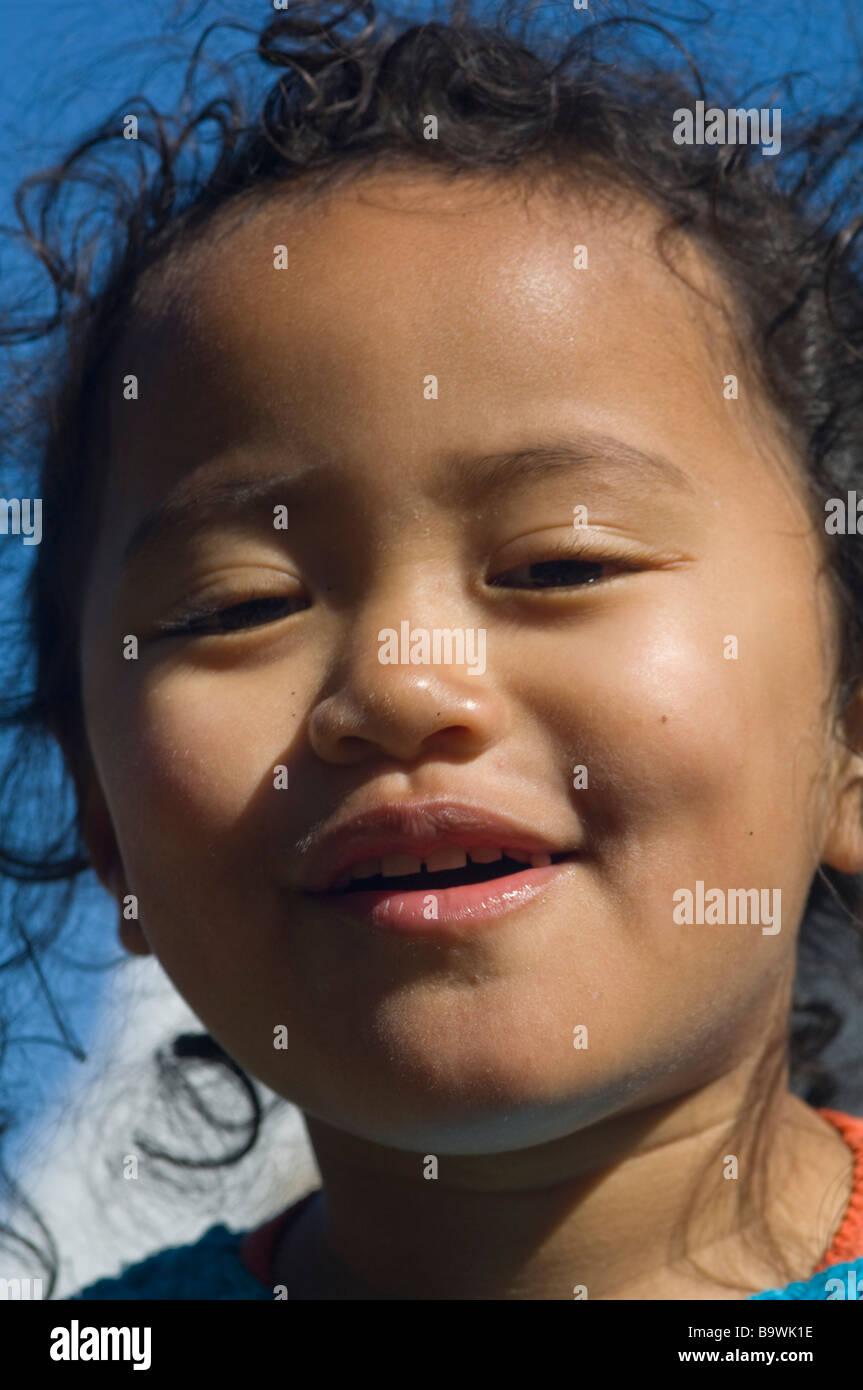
[330,859,573,931]
[296,800,578,895]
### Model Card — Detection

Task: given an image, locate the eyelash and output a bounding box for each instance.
[158,595,307,637]
[488,556,614,590]
[158,555,631,637]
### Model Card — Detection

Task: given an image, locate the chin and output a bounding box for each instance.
[309,1068,623,1155]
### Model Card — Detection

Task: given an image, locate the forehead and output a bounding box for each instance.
[117,171,728,414]
[102,169,788,525]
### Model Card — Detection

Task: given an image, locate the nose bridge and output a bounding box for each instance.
[343,575,480,695]
[306,556,498,762]
[348,543,439,635]
[350,555,485,684]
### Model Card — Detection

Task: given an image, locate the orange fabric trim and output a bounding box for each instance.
[813,1108,863,1272]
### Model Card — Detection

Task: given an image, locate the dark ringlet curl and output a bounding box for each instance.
[2,0,863,1295]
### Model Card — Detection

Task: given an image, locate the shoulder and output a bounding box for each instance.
[68,1223,272,1301]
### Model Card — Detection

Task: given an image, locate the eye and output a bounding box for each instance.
[158,594,307,637]
[488,557,610,590]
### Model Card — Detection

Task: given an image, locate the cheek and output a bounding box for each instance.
[523,597,756,791]
[94,661,303,841]
[523,581,828,915]
[84,656,313,993]
[84,659,311,1021]
[609,565,819,770]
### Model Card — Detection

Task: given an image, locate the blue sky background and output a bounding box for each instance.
[1,0,862,1176]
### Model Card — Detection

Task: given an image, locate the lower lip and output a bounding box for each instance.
[314,859,574,933]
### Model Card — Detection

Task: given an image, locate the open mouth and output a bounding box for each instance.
[335,849,574,894]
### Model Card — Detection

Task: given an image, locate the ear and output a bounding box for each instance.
[820,697,863,876]
[80,770,152,958]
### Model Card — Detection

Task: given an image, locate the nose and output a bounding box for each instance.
[307,619,506,766]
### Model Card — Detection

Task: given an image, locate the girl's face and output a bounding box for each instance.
[79,173,863,1153]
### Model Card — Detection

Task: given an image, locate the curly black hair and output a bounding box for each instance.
[2,0,863,1297]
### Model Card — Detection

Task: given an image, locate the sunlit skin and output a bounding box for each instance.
[78,172,863,1299]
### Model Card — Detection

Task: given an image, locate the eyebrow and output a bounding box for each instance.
[122,470,319,566]
[438,432,697,506]
[121,432,696,567]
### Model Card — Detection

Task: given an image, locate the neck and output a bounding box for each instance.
[277,1062,853,1300]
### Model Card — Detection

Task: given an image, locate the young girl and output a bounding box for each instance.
[3,0,863,1301]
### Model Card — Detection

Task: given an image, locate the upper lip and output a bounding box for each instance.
[297,799,576,893]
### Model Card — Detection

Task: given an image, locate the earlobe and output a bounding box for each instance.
[820,755,863,876]
[114,879,151,958]
[118,914,152,958]
[80,770,125,898]
[79,767,153,958]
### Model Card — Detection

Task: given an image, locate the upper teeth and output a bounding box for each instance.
[346,847,546,882]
